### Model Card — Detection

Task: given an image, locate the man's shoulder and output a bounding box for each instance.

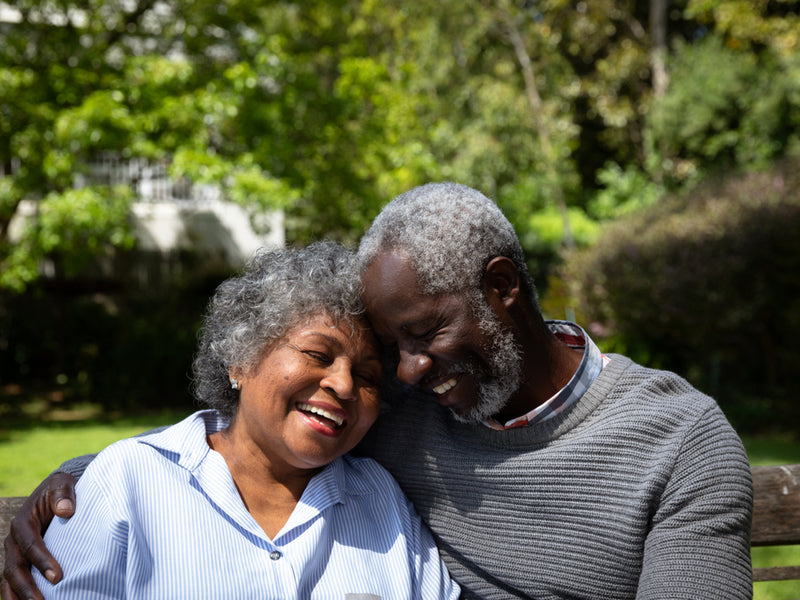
[607,354,713,400]
[598,354,730,428]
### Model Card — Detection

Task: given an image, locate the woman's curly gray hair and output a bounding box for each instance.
[192,241,365,420]
[357,182,537,301]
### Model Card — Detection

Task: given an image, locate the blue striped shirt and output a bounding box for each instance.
[34,410,460,600]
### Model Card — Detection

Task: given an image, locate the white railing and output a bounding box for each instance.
[79,154,221,204]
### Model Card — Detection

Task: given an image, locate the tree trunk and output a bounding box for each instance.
[501,9,574,249]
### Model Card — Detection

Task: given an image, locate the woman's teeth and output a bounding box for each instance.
[433,378,457,395]
[297,403,344,426]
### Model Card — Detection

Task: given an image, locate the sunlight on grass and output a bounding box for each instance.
[754,582,800,600]
[0,412,190,496]
[743,435,800,467]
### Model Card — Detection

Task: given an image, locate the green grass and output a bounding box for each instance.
[0,409,191,496]
[1,410,798,599]
[753,544,800,600]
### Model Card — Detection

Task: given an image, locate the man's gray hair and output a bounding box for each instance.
[193,241,364,420]
[358,182,536,300]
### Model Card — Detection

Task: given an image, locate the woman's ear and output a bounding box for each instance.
[482,257,520,310]
[228,366,245,390]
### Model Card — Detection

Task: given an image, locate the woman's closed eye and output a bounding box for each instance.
[303,350,332,364]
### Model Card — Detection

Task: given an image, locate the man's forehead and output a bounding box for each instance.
[367,248,415,272]
[362,249,420,290]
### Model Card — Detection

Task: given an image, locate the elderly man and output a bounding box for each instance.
[3,183,752,600]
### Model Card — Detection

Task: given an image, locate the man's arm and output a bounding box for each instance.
[1,426,169,600]
[637,406,753,599]
[1,470,81,600]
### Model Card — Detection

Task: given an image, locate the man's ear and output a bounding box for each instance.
[482,256,520,310]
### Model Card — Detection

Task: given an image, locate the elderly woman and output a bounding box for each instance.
[31,242,459,599]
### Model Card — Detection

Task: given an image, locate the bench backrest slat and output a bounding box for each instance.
[0,496,26,575]
[751,464,800,547]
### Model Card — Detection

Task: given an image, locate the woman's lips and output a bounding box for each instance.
[296,401,348,436]
[296,402,345,426]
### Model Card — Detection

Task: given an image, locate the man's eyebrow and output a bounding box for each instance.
[401,315,441,332]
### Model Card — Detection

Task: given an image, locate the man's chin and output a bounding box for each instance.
[442,396,482,424]
[449,399,502,425]
[449,380,516,424]
[449,407,482,424]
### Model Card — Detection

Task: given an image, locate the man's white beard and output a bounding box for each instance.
[450,300,523,425]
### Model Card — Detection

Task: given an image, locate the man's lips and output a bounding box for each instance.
[426,374,469,409]
[432,377,457,395]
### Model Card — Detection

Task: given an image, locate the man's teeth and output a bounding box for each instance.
[297,403,344,426]
[433,378,457,395]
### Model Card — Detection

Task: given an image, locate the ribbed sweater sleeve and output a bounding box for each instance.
[637,405,753,598]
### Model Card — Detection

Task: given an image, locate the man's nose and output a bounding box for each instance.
[396,349,433,386]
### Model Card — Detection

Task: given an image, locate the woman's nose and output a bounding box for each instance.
[322,361,356,400]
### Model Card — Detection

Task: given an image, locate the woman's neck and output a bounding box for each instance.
[207,429,317,539]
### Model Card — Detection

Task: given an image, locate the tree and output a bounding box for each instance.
[0,1,300,289]
[4,0,800,293]
[646,0,800,183]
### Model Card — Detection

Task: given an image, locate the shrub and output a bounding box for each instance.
[561,158,800,432]
[0,262,230,415]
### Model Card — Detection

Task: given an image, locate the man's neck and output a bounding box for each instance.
[494,329,583,423]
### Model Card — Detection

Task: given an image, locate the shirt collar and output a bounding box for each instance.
[136,410,374,503]
[483,320,608,430]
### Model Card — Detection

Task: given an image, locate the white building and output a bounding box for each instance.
[8,155,284,288]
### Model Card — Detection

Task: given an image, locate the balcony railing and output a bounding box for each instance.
[76,154,221,204]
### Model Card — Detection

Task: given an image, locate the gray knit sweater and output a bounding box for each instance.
[361,354,753,599]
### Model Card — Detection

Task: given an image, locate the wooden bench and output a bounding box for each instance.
[1,464,799,588]
[751,463,800,585]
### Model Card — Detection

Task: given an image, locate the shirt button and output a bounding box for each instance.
[269,550,282,561]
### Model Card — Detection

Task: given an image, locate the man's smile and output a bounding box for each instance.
[432,377,458,395]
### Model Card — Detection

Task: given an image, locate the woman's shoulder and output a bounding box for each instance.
[84,410,216,482]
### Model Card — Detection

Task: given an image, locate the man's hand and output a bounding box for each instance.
[1,473,77,600]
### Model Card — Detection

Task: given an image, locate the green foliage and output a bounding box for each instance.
[1,187,135,291]
[588,162,665,220]
[3,0,800,296]
[37,187,135,255]
[650,36,775,175]
[562,158,800,432]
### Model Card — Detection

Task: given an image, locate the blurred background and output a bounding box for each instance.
[1,1,799,596]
